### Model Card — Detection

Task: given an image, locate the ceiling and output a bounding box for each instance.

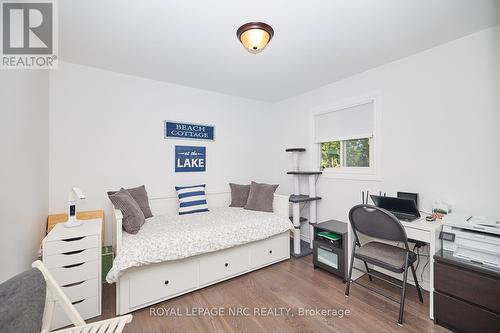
[59,0,500,102]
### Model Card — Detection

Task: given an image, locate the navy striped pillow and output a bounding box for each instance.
[175,184,209,215]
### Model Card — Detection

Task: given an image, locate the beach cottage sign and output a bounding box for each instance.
[165,121,215,141]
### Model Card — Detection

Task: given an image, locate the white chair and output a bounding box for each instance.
[32,260,132,333]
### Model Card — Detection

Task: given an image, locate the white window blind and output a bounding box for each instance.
[314,101,374,143]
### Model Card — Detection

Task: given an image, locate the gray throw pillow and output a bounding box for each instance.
[108,185,152,218]
[108,189,145,234]
[229,183,251,207]
[244,181,279,213]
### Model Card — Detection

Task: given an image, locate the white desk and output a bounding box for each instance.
[348,217,443,319]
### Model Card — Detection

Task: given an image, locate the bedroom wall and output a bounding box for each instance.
[271,25,500,240]
[49,62,276,245]
[0,70,49,282]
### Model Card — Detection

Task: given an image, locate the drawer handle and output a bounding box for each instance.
[72,299,85,305]
[224,263,229,267]
[62,236,85,242]
[269,250,273,254]
[62,249,85,255]
[62,280,85,288]
[164,280,169,285]
[63,262,84,269]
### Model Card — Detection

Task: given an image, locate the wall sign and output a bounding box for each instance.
[165,121,215,141]
[175,146,206,172]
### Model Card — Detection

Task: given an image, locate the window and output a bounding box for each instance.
[321,138,370,169]
[313,98,377,179]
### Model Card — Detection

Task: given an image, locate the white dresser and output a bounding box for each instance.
[42,219,102,330]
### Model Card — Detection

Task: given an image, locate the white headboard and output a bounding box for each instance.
[112,191,290,254]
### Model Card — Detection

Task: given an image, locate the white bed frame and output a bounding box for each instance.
[112,192,290,315]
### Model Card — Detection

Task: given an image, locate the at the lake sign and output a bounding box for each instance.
[165,121,215,141]
[175,146,206,172]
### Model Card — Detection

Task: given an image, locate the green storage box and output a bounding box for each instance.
[102,246,113,283]
[317,231,341,241]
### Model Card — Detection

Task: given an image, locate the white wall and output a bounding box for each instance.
[272,25,500,240]
[49,62,276,245]
[0,70,49,282]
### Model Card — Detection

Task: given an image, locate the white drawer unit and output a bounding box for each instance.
[51,296,100,329]
[44,247,99,268]
[42,219,102,330]
[60,278,99,302]
[43,235,99,256]
[50,260,99,286]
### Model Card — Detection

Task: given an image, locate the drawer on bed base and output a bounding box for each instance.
[128,258,198,309]
[250,234,289,268]
[199,245,249,286]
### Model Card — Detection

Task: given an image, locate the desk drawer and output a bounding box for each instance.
[434,291,500,333]
[249,234,289,268]
[45,248,99,268]
[44,235,99,255]
[60,278,99,302]
[405,227,430,243]
[434,261,500,313]
[51,260,99,286]
[128,259,198,309]
[199,246,248,286]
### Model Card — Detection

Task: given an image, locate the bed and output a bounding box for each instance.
[110,191,291,315]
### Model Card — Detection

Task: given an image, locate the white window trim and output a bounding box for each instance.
[309,93,382,181]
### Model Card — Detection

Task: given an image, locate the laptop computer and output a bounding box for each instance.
[370,195,421,222]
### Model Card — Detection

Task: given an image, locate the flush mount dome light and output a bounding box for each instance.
[237,22,274,53]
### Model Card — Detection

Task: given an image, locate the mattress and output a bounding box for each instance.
[106,207,292,282]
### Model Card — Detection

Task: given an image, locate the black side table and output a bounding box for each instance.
[313,220,348,281]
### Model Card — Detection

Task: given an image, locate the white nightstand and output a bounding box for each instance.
[42,219,102,330]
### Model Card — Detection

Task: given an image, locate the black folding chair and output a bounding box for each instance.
[345,204,424,325]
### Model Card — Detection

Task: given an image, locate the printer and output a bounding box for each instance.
[441,214,500,269]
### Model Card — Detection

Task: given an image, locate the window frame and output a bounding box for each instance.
[310,94,381,181]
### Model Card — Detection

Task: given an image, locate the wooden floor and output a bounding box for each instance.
[95,255,450,333]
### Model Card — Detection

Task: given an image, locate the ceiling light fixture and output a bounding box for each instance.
[236,22,274,53]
